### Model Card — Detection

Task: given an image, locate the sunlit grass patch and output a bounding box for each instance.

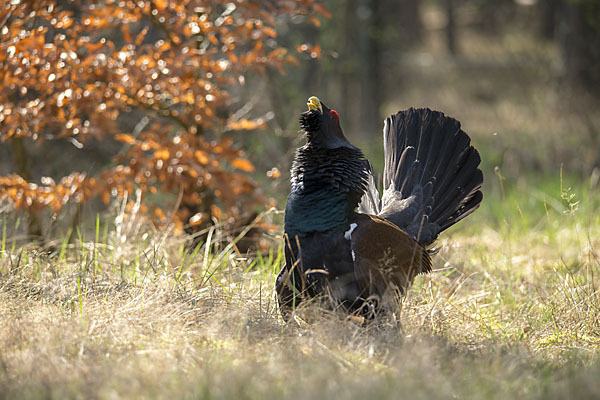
[1,175,600,398]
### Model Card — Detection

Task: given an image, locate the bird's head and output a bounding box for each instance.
[299,96,353,149]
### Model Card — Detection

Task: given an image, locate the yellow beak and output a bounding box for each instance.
[307,96,323,113]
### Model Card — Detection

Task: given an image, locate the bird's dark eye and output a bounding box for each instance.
[329,109,339,124]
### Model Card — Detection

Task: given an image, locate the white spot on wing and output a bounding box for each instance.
[344,223,358,240]
[351,250,356,261]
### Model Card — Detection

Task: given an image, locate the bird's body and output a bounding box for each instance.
[276,97,483,319]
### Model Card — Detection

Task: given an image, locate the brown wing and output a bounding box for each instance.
[350,213,432,298]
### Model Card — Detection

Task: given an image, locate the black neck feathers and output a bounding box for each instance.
[284,144,370,235]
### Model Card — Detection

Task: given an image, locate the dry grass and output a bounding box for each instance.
[1,179,600,399]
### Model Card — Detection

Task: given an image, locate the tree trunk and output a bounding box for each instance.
[559,0,600,95]
[338,0,357,132]
[540,0,558,39]
[357,0,383,136]
[9,137,44,241]
[445,0,457,56]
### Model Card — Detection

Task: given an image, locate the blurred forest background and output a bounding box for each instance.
[1,0,599,245]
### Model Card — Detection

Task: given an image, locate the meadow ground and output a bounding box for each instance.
[1,172,599,399]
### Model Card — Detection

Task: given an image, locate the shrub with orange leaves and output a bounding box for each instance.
[0,0,327,237]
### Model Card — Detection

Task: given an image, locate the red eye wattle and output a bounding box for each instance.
[329,109,339,123]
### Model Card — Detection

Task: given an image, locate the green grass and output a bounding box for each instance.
[1,174,599,399]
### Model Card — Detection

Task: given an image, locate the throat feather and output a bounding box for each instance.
[285,145,370,235]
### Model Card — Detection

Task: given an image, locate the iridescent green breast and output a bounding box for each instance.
[284,144,369,236]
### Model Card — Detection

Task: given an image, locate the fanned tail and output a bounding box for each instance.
[359,108,483,246]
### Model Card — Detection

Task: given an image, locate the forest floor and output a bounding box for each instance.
[1,173,599,399]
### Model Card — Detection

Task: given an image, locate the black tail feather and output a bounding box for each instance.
[430,148,481,221]
[361,108,483,246]
[438,189,483,232]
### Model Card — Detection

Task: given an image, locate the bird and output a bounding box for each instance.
[276,96,483,320]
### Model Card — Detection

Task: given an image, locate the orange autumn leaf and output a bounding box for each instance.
[263,27,277,38]
[308,16,321,27]
[154,207,166,220]
[154,149,170,159]
[194,150,209,164]
[227,119,265,130]
[154,0,168,10]
[121,24,132,43]
[135,26,149,46]
[313,4,332,19]
[115,133,137,144]
[231,158,255,172]
[210,204,222,219]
